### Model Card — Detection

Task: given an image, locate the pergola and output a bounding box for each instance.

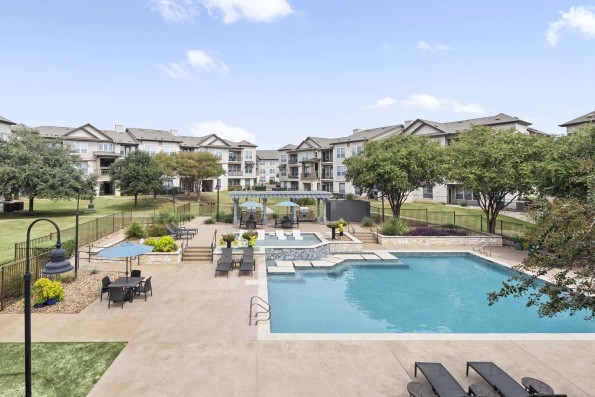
[228,191,333,226]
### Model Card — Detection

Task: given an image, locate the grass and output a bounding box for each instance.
[0,342,126,397]
[0,196,174,265]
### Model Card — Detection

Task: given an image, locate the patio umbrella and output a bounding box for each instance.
[96,242,154,278]
[275,200,300,216]
[240,201,263,213]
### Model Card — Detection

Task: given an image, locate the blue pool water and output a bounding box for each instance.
[267,254,595,333]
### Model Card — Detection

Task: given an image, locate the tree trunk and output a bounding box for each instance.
[153,190,157,202]
[134,193,138,207]
[28,196,34,215]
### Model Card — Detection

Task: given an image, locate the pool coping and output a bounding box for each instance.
[256,250,595,341]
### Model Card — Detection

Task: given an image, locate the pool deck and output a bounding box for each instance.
[1,218,594,396]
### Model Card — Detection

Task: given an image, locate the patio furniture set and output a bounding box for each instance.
[101,270,153,309]
[409,361,566,397]
[215,247,256,277]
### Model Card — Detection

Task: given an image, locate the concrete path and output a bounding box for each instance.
[1,217,593,396]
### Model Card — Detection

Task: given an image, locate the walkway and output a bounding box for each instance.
[0,217,593,396]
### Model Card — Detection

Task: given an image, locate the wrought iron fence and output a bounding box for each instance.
[1,251,51,311]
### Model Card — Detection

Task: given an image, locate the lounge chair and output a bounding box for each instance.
[108,287,126,309]
[215,248,235,277]
[100,276,111,301]
[257,230,265,240]
[167,223,195,238]
[239,247,255,277]
[466,362,566,397]
[171,221,198,235]
[292,230,303,240]
[275,230,287,240]
[414,362,469,397]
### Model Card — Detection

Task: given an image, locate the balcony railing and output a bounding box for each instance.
[95,168,110,176]
[228,155,242,162]
[288,158,298,164]
[288,174,299,179]
[321,173,333,180]
[322,156,333,163]
[301,172,319,179]
[228,171,243,176]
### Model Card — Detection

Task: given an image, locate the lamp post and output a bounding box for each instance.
[381,191,385,222]
[369,186,378,222]
[215,179,221,222]
[75,191,80,277]
[24,219,73,397]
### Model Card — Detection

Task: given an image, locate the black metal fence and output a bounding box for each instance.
[0,251,51,311]
[370,207,526,237]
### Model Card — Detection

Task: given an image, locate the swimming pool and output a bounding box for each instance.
[267,253,595,333]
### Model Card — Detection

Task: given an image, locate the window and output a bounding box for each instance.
[336,148,345,158]
[281,170,287,177]
[75,162,89,173]
[245,165,253,173]
[270,168,275,174]
[259,177,266,184]
[351,146,362,156]
[73,142,88,154]
[244,150,252,160]
[260,169,266,174]
[339,183,345,194]
[455,187,478,201]
[0,133,8,141]
[423,184,433,199]
[98,143,113,152]
[259,160,265,165]
[213,150,223,159]
[280,154,287,163]
[144,145,155,155]
[270,160,275,165]
[336,165,345,177]
[300,153,309,161]
[163,145,175,154]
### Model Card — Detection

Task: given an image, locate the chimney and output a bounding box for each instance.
[170,129,178,136]
[353,128,362,134]
[115,124,125,133]
[404,120,413,128]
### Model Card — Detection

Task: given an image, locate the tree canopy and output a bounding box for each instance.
[344,134,443,218]
[109,151,164,207]
[175,152,225,201]
[444,126,543,233]
[0,129,87,214]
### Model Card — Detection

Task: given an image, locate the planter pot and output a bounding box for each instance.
[34,303,45,308]
[46,297,57,306]
[226,241,232,249]
[514,242,523,250]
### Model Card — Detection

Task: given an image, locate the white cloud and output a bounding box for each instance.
[545,6,595,45]
[156,49,229,79]
[381,43,392,52]
[150,0,199,23]
[364,97,397,110]
[400,94,484,115]
[190,121,256,143]
[417,40,453,52]
[201,0,294,24]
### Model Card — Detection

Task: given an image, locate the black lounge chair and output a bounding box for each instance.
[239,247,255,277]
[414,362,469,397]
[466,362,566,397]
[171,221,198,235]
[108,287,126,309]
[100,276,111,301]
[165,224,193,238]
[215,248,234,277]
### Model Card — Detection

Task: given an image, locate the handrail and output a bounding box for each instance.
[472,241,487,251]
[346,218,355,235]
[210,229,218,263]
[375,226,380,243]
[249,296,271,325]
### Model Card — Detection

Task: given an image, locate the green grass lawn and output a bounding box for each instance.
[0,342,125,397]
[0,196,174,264]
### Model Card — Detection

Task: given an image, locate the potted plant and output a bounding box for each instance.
[514,235,524,250]
[327,221,340,240]
[242,230,258,247]
[220,232,237,248]
[33,278,64,306]
[32,292,46,308]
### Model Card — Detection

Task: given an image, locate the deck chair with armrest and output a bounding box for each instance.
[292,230,303,240]
[238,247,255,277]
[100,276,111,301]
[414,362,471,397]
[108,287,126,309]
[466,362,567,397]
[275,230,287,240]
[171,221,198,235]
[165,224,193,239]
[168,223,196,237]
[215,248,235,277]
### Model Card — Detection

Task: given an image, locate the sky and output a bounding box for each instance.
[1,1,594,149]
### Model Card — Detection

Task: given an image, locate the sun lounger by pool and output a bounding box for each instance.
[275,230,286,240]
[215,248,235,277]
[238,247,255,277]
[466,362,566,397]
[414,362,469,397]
[292,230,303,240]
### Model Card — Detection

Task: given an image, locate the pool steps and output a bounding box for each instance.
[267,252,399,274]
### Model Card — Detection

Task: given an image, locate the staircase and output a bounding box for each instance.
[183,246,212,262]
[353,230,378,244]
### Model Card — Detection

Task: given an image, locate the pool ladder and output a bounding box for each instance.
[249,296,270,325]
[473,241,492,256]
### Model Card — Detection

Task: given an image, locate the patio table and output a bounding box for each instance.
[110,277,145,302]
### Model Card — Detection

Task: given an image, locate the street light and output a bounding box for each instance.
[215,179,221,222]
[25,219,73,397]
[74,190,80,277]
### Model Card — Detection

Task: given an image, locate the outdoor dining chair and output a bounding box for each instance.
[130,269,141,278]
[108,286,127,309]
[100,276,111,301]
[135,276,153,301]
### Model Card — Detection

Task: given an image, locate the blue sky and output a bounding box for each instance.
[1,1,594,149]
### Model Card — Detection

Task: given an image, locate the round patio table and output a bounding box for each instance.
[521,377,554,395]
[469,383,500,397]
[406,382,434,397]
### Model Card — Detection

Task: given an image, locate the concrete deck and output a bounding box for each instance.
[1,216,593,396]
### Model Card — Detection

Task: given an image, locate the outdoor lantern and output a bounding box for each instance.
[41,241,74,275]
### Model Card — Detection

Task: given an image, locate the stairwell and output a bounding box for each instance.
[183,246,212,262]
[353,230,378,244]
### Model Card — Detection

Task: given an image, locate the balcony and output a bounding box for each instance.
[228,154,242,162]
[288,157,298,164]
[288,174,299,180]
[301,172,319,180]
[321,173,333,180]
[228,171,243,176]
[322,155,333,163]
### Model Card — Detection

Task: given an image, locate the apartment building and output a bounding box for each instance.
[276,144,296,188]
[0,116,15,141]
[256,150,280,185]
[560,110,594,133]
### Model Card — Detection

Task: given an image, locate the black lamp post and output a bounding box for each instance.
[381,191,385,222]
[24,219,73,397]
[74,191,80,277]
[215,179,221,222]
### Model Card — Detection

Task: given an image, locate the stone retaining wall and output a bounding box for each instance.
[138,249,182,265]
[327,232,363,253]
[377,234,502,247]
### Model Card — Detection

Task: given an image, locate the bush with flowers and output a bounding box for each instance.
[33,277,65,302]
[220,232,238,247]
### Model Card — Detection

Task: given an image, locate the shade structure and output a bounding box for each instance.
[239,201,263,208]
[96,242,154,277]
[275,200,300,217]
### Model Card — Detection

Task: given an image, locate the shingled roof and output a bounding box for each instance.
[0,116,15,125]
[417,113,531,135]
[332,124,403,144]
[256,150,280,160]
[127,128,183,143]
[559,110,595,127]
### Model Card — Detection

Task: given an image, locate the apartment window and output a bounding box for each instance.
[336,165,345,177]
[455,187,477,201]
[197,147,206,152]
[259,160,265,165]
[163,145,175,154]
[269,168,275,174]
[336,148,345,158]
[259,177,266,184]
[339,183,345,195]
[260,169,266,174]
[144,145,156,156]
[98,143,113,152]
[423,184,433,199]
[212,150,223,159]
[73,142,88,154]
[281,170,287,177]
[269,160,275,165]
[351,146,362,156]
[245,165,253,173]
[75,162,89,173]
[280,154,287,163]
[244,150,252,160]
[301,153,309,161]
[0,133,8,141]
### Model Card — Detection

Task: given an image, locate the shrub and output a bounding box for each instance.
[153,236,178,252]
[144,237,157,247]
[33,278,64,301]
[33,238,75,259]
[216,212,234,223]
[147,224,168,237]
[254,185,267,191]
[404,227,467,237]
[126,222,148,239]
[203,217,215,225]
[152,206,179,225]
[361,217,374,227]
[380,218,409,236]
[179,213,195,222]
[345,193,355,200]
[296,198,315,206]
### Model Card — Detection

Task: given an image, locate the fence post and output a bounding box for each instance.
[1,266,4,311]
[453,212,456,226]
[95,219,99,240]
[480,217,483,232]
[112,213,115,233]
[425,209,428,224]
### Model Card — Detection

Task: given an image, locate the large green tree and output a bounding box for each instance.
[444,126,543,233]
[0,129,86,214]
[176,152,225,201]
[109,151,164,207]
[344,134,443,218]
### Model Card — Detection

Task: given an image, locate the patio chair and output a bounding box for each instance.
[466,362,566,397]
[292,230,303,240]
[414,362,469,397]
[130,269,141,278]
[135,276,152,301]
[168,223,195,238]
[275,230,287,240]
[172,221,198,234]
[100,276,111,301]
[215,248,235,277]
[239,247,255,277]
[108,286,126,309]
[164,224,190,239]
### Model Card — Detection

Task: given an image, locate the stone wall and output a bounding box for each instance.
[327,232,363,253]
[138,249,182,265]
[377,234,502,247]
[265,245,331,261]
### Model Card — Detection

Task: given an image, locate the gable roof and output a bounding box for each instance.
[0,116,15,125]
[62,123,113,141]
[101,129,139,145]
[278,143,296,151]
[237,140,257,147]
[406,113,531,135]
[256,150,280,160]
[127,128,183,143]
[178,135,207,148]
[332,124,403,144]
[559,110,595,127]
[35,126,76,138]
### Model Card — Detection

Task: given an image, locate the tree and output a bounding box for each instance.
[109,151,164,207]
[444,126,543,233]
[176,152,225,201]
[344,134,443,218]
[0,129,86,214]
